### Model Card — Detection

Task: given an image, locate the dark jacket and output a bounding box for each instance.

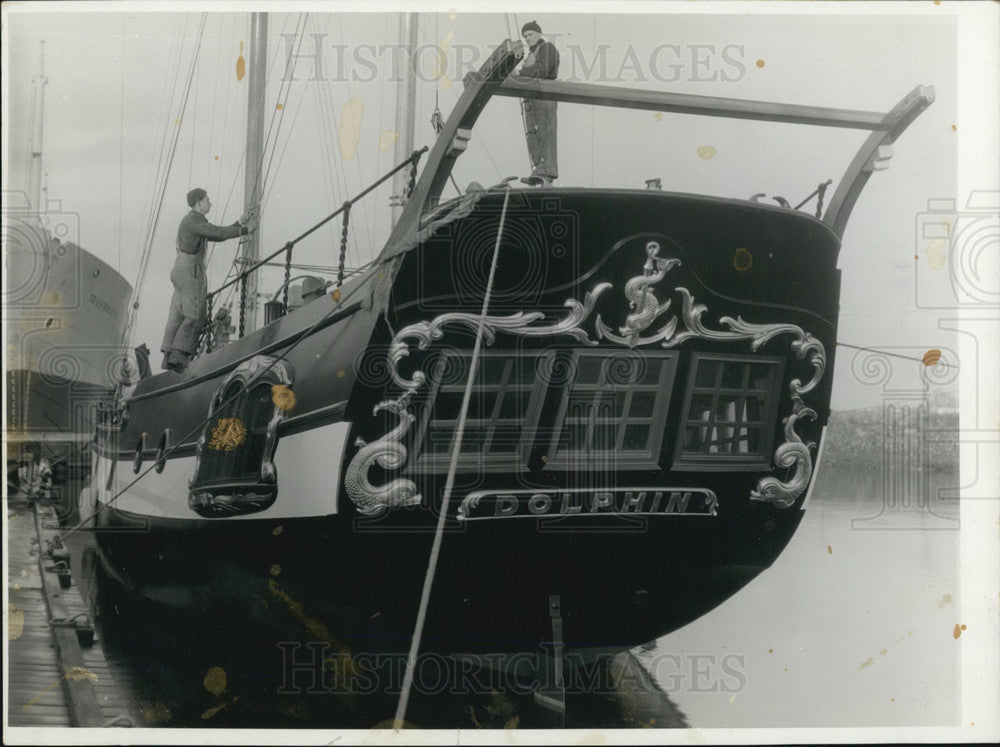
[177,210,246,256]
[520,39,559,80]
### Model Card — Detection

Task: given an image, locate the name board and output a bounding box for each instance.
[457,488,718,521]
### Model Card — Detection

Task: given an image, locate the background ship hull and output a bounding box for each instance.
[5,219,132,496]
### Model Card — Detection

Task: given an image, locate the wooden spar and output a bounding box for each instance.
[497,76,889,130]
[379,40,933,252]
[823,85,935,237]
[391,13,420,226]
[241,12,268,334]
[379,40,525,260]
[27,41,47,217]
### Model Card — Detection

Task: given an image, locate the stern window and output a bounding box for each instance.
[673,353,784,470]
[543,350,678,471]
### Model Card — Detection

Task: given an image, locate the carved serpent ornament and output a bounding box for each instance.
[343,396,422,515]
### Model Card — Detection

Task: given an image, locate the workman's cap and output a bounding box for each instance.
[186,188,207,207]
[521,20,541,34]
[301,276,327,299]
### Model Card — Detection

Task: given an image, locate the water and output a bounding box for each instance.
[640,467,961,728]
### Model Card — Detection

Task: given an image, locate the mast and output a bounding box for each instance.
[241,12,267,334]
[391,13,419,225]
[26,41,47,219]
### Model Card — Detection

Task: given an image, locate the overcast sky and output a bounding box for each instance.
[0,1,978,410]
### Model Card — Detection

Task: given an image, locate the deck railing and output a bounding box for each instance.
[202,147,427,350]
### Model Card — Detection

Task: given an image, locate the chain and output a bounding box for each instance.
[239,275,248,339]
[282,242,293,311]
[407,150,420,201]
[337,201,352,288]
[815,180,831,219]
[793,178,834,218]
[203,294,215,354]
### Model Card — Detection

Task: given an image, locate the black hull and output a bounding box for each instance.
[95,188,837,656]
[94,495,803,655]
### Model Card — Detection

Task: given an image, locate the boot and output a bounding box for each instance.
[165,349,188,374]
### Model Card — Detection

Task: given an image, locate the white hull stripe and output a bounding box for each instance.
[95,421,352,521]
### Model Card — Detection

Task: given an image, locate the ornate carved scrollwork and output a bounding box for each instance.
[750,396,817,508]
[592,242,826,508]
[349,237,827,514]
[189,490,275,515]
[387,285,610,390]
[595,241,680,346]
[343,393,422,516]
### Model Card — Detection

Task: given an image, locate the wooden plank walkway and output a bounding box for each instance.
[6,501,134,728]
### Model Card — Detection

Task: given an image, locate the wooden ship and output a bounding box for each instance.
[85,35,933,677]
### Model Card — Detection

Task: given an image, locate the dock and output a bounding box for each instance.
[7,499,134,728]
[6,497,686,731]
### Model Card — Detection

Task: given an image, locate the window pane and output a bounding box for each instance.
[497,392,526,421]
[695,360,718,387]
[544,351,677,467]
[720,362,746,389]
[425,428,452,453]
[414,352,549,469]
[490,426,521,453]
[466,392,496,420]
[604,355,640,385]
[623,424,649,451]
[630,392,656,418]
[575,356,604,384]
[592,423,616,450]
[689,394,713,420]
[684,426,704,450]
[750,364,774,390]
[636,357,663,386]
[431,391,463,419]
[678,355,782,464]
[478,357,510,385]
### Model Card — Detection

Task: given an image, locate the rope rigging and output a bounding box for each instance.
[208,14,305,284]
[200,146,427,350]
[211,13,312,338]
[394,178,517,726]
[122,14,209,353]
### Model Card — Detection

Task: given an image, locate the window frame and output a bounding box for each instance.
[542,349,679,472]
[407,349,553,473]
[671,352,785,472]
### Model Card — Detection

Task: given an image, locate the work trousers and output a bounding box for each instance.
[522,99,558,179]
[160,251,208,357]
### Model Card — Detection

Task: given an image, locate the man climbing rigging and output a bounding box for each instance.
[516,21,560,187]
[160,188,257,373]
